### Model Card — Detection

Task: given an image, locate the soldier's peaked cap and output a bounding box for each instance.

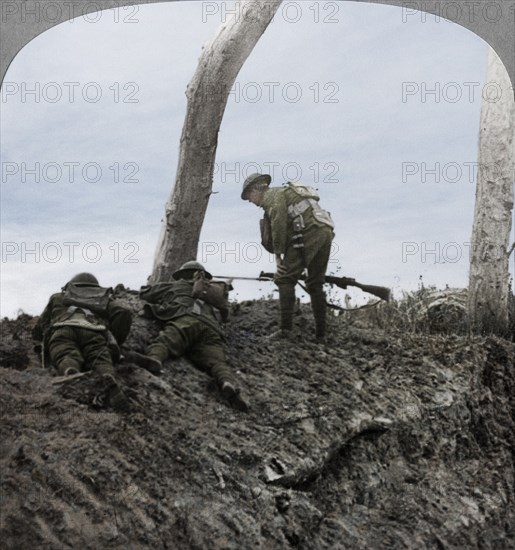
[241,173,271,200]
[173,261,212,280]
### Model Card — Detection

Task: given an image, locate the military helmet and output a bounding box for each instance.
[241,172,271,200]
[172,261,212,280]
[68,272,99,285]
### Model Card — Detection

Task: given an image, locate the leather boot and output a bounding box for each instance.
[123,350,163,376]
[106,378,130,412]
[211,364,250,413]
[221,382,250,413]
[58,358,81,376]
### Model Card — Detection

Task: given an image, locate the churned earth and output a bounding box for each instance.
[0,288,514,549]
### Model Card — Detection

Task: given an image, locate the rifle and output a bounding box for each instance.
[214,272,391,302]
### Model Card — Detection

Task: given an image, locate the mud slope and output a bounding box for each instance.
[1,292,514,549]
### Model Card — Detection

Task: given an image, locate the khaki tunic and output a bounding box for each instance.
[261,186,335,289]
[139,280,236,388]
[32,290,132,375]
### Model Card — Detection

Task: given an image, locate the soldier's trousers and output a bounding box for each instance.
[275,227,333,336]
[48,326,115,377]
[146,315,236,389]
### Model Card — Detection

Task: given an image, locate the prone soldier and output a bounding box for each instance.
[135,261,249,412]
[32,272,132,409]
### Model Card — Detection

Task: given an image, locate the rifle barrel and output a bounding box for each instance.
[213,275,273,281]
[215,273,390,301]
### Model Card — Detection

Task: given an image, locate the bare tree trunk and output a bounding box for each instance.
[468,47,515,336]
[150,0,282,283]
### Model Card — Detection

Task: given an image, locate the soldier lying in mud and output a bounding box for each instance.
[32,272,132,411]
[129,261,250,413]
[33,266,249,413]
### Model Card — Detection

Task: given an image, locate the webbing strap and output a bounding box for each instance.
[287,198,320,218]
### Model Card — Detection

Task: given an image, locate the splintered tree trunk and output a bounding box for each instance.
[150,0,282,283]
[468,47,515,336]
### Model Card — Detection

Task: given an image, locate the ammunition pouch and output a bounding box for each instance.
[287,198,314,218]
[292,214,305,233]
[290,213,306,265]
[287,198,334,230]
[312,208,335,229]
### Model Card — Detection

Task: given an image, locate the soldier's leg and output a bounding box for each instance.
[48,327,84,375]
[189,332,232,386]
[305,234,332,340]
[275,246,305,332]
[80,330,130,411]
[107,302,132,346]
[146,319,189,363]
[80,330,115,377]
[188,326,249,412]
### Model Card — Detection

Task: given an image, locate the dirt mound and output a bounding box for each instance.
[1,291,514,549]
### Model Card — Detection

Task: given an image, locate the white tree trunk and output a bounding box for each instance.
[151,0,282,283]
[468,47,515,336]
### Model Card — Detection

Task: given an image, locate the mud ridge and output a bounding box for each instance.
[0,292,514,549]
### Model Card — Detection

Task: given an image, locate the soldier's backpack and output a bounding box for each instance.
[286,181,320,201]
[259,183,321,253]
[191,271,232,316]
[285,181,335,229]
[62,283,113,315]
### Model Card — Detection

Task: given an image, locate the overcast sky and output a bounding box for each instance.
[1,0,513,317]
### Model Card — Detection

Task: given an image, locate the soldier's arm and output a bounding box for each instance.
[106,300,132,345]
[263,190,288,254]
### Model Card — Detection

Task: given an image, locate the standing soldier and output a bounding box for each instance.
[32,272,132,410]
[137,261,249,412]
[241,173,335,342]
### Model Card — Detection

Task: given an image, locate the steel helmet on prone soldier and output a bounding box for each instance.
[173,261,212,281]
[241,173,271,200]
[68,272,99,286]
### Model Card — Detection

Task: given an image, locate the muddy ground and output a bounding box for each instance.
[0,289,514,549]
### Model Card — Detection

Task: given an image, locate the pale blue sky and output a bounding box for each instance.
[1,1,512,317]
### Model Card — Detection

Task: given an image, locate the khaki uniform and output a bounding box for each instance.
[261,186,335,336]
[139,280,237,390]
[33,291,132,377]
